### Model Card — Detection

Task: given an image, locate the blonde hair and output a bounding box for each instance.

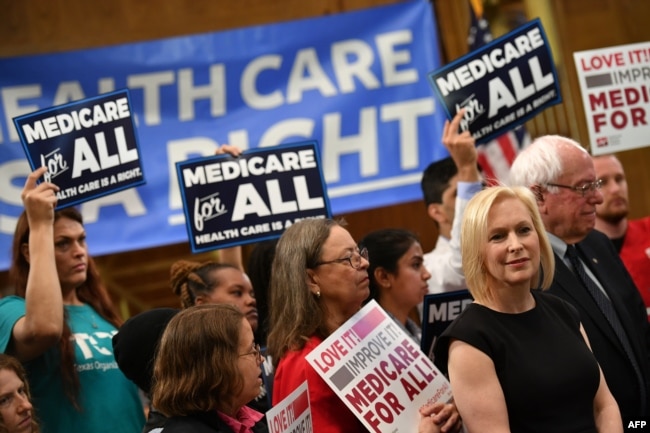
[461,186,555,303]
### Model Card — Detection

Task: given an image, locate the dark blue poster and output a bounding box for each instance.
[421,290,473,360]
[177,141,331,252]
[13,89,145,209]
[427,19,561,144]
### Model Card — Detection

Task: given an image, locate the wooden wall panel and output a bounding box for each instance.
[549,0,650,219]
[0,1,398,56]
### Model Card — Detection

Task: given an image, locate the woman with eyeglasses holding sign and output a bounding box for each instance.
[113,260,270,433]
[267,219,460,433]
[150,304,268,433]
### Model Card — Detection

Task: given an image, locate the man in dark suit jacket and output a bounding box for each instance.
[509,134,650,418]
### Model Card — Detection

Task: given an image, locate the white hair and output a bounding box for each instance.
[508,135,588,188]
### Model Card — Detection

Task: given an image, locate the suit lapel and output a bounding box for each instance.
[576,235,645,362]
[552,251,622,351]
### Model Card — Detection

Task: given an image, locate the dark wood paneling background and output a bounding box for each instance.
[1,0,648,315]
[548,0,650,218]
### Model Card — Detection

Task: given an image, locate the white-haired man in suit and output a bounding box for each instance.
[509,135,649,419]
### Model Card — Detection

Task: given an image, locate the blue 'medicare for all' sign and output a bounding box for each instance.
[421,290,473,360]
[13,90,145,209]
[427,18,561,144]
[177,141,331,252]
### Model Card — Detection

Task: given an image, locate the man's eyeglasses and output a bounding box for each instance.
[314,247,369,270]
[239,343,262,361]
[545,179,603,197]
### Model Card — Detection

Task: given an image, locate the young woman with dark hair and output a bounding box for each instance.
[0,167,144,432]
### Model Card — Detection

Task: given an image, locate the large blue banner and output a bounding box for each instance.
[0,0,446,269]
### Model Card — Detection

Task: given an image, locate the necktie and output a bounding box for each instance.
[566,245,646,413]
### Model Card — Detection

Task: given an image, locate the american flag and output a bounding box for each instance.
[468,0,530,184]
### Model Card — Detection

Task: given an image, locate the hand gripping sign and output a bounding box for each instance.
[176,141,332,253]
[306,300,453,433]
[13,89,145,209]
[427,19,561,144]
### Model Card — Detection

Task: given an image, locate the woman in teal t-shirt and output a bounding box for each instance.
[0,167,144,433]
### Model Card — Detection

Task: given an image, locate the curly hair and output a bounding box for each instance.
[169,260,241,309]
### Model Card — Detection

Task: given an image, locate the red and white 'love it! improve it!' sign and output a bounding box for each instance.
[574,42,650,155]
